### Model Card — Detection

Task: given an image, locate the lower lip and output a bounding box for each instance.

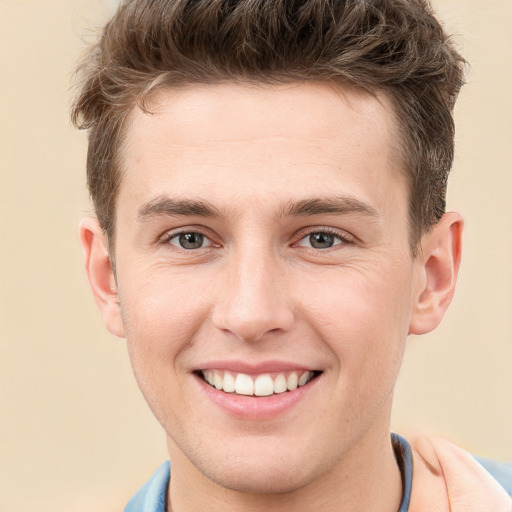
[195,374,320,421]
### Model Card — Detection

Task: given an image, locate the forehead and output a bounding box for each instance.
[119,82,405,219]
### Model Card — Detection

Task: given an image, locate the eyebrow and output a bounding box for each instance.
[137,197,224,222]
[137,195,379,223]
[278,196,379,219]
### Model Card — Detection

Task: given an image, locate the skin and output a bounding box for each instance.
[80,82,463,512]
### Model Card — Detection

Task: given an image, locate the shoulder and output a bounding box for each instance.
[408,436,512,511]
[475,456,512,497]
[124,461,170,512]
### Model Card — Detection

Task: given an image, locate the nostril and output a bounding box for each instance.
[211,308,295,343]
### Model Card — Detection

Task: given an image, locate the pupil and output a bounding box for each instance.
[179,233,204,249]
[310,232,334,249]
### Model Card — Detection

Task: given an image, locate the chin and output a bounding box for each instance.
[166,413,350,495]
[187,440,331,495]
[204,461,313,494]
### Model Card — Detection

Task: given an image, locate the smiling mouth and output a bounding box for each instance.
[197,369,321,397]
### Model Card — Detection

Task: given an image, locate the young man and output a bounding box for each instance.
[73,0,512,510]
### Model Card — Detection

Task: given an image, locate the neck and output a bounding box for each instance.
[167,424,402,512]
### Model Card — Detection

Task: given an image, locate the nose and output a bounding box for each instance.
[211,247,294,342]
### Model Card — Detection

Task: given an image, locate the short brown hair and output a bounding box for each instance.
[72,0,465,251]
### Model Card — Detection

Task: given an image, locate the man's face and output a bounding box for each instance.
[111,83,424,492]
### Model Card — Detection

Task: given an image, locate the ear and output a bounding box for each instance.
[409,212,464,335]
[78,216,125,338]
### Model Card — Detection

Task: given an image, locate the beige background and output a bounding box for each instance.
[0,0,511,510]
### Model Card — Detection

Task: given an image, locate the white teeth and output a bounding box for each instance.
[254,374,274,396]
[222,371,236,393]
[273,373,287,394]
[205,370,214,386]
[298,371,313,387]
[214,370,223,390]
[201,369,316,395]
[235,373,254,395]
[286,372,298,391]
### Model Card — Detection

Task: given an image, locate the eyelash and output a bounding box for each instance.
[159,226,354,252]
[293,227,354,249]
[160,229,217,250]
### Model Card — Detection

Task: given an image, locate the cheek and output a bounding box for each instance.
[118,267,212,367]
[117,269,213,427]
[298,266,412,382]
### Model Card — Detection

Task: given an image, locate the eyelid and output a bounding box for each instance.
[293,226,355,247]
[159,226,220,248]
[156,225,355,250]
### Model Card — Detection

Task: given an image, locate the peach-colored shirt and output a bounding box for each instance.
[409,437,512,511]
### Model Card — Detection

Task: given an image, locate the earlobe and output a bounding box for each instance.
[409,212,464,335]
[78,216,125,338]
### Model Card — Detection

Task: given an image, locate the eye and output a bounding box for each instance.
[296,230,349,249]
[168,231,211,250]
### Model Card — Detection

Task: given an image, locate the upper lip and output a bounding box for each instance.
[194,360,320,374]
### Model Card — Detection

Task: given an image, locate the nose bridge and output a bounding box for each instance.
[212,240,293,341]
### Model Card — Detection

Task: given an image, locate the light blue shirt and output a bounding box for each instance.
[125,460,170,512]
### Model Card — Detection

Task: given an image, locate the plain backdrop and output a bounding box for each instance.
[0,0,511,510]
